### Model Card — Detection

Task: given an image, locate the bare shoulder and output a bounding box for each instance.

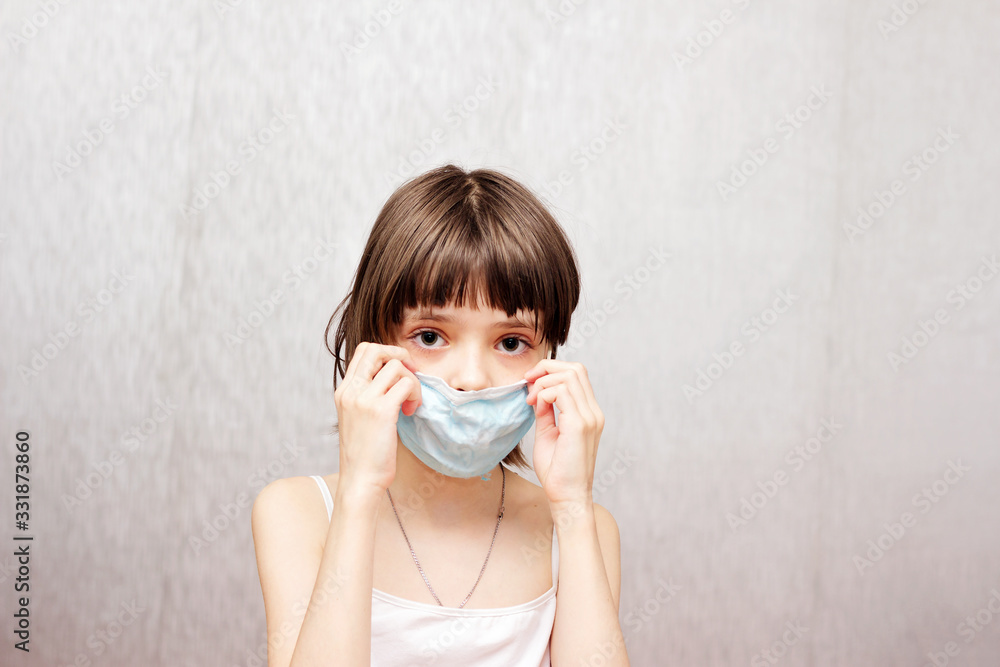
[252,473,339,514]
[503,467,551,513]
[251,474,340,550]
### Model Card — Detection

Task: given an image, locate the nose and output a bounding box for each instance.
[446,344,492,392]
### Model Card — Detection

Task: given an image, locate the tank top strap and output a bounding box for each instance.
[310,475,333,521]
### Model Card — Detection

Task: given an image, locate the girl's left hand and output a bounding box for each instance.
[524,360,605,508]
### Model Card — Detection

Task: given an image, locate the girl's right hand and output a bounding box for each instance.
[334,342,423,498]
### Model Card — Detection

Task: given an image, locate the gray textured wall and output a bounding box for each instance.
[2,1,998,665]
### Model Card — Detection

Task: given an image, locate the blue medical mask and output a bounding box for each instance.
[396,371,536,479]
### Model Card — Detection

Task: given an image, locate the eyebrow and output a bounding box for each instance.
[409,310,534,330]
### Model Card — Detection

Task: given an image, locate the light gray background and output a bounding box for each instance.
[1,1,998,665]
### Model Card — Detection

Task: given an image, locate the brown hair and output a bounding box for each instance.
[324,163,581,471]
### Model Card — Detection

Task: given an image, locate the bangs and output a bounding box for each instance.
[395,206,551,341]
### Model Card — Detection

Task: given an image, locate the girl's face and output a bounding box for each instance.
[394,298,548,390]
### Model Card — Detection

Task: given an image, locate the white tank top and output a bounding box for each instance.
[310,475,558,666]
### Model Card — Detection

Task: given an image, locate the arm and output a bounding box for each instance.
[252,476,383,667]
[522,359,628,665]
[549,499,628,666]
[252,342,421,665]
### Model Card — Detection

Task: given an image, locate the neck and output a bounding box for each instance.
[386,435,505,526]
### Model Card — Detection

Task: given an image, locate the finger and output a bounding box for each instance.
[531,382,557,431]
[529,360,600,418]
[340,341,371,397]
[524,357,579,376]
[568,362,601,417]
[527,370,596,428]
[561,362,600,421]
[367,358,422,407]
[525,370,573,404]
[561,374,598,427]
[385,373,422,416]
[344,344,413,399]
[536,383,581,429]
[360,344,415,382]
[524,358,564,381]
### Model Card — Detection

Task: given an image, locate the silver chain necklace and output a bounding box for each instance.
[385,465,505,608]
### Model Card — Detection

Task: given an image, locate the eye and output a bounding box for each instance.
[498,336,533,355]
[409,329,444,349]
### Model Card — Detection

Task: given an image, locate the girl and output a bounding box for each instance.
[252,164,629,666]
